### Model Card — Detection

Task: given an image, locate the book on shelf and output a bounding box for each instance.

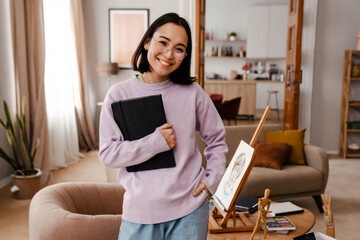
[268,201,304,216]
[111,94,176,172]
[235,195,258,213]
[265,216,296,231]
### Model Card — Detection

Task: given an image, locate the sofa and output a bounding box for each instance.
[29,182,124,240]
[105,124,329,212]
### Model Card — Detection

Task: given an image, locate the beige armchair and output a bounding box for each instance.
[29,182,125,240]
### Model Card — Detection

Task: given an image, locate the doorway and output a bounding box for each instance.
[192,0,317,142]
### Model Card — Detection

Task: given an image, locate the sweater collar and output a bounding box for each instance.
[132,75,173,90]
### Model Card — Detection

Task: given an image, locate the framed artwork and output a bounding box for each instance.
[109,9,149,69]
[213,140,255,211]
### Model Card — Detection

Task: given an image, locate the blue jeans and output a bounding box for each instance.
[118,199,209,240]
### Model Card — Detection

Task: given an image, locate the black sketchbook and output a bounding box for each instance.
[111,94,176,172]
[235,195,259,214]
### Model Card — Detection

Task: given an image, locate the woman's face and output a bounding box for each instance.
[144,22,188,82]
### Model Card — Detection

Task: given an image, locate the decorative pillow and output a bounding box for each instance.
[254,142,292,170]
[265,129,306,165]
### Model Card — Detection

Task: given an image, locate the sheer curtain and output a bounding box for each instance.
[70,0,97,151]
[43,0,81,168]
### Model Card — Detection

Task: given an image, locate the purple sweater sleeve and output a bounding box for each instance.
[196,94,228,195]
[98,92,170,169]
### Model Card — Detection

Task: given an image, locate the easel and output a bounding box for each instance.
[209,106,271,234]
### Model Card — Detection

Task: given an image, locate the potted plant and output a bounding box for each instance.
[0,96,42,199]
[229,32,237,41]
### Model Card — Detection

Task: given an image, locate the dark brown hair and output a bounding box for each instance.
[132,13,195,85]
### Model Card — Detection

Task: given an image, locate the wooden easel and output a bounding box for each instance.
[209,106,271,234]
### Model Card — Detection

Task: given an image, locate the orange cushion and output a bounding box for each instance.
[265,129,306,165]
[254,142,292,169]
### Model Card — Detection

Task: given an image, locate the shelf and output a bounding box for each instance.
[206,39,246,43]
[339,50,360,159]
[346,153,360,158]
[349,102,360,107]
[205,56,286,61]
[347,129,360,132]
[206,56,246,59]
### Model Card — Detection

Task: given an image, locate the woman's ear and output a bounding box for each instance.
[144,38,150,50]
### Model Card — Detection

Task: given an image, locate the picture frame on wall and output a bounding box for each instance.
[109,9,149,69]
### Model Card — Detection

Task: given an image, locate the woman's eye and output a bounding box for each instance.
[159,40,167,46]
[175,47,185,53]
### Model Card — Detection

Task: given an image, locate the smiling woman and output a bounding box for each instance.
[43,0,81,169]
[99,12,227,240]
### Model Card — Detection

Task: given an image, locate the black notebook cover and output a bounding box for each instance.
[111,94,176,172]
[235,195,259,213]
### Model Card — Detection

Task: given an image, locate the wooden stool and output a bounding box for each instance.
[266,90,280,120]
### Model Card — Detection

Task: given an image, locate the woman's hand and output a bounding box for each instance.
[193,182,211,200]
[158,123,176,149]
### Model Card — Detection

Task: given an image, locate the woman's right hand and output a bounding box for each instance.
[158,123,176,149]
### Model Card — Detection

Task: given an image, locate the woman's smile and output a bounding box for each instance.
[158,58,171,66]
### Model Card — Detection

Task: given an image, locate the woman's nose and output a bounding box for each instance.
[163,48,174,59]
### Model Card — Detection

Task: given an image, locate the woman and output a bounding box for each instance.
[99,12,227,240]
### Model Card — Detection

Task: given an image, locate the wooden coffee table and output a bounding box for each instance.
[208,208,315,240]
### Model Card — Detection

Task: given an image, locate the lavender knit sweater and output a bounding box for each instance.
[99,75,227,224]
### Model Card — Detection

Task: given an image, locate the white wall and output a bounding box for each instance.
[0,0,16,187]
[311,0,360,152]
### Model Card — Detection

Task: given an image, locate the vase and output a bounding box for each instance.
[243,73,247,81]
[11,168,42,199]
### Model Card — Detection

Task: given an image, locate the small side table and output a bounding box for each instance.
[208,207,315,240]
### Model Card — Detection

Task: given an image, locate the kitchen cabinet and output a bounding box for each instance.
[204,80,256,120]
[246,5,287,58]
[339,50,360,158]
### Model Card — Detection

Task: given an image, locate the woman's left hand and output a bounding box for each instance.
[193,182,211,200]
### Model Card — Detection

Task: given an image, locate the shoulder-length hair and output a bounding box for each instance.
[132,12,195,85]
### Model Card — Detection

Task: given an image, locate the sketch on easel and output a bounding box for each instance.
[213,140,255,211]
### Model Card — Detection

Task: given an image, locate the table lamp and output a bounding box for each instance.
[96,62,119,89]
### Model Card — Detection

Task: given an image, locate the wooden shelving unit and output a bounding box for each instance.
[339,50,360,158]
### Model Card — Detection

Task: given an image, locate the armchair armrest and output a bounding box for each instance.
[304,144,329,192]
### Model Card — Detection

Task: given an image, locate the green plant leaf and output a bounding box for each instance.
[0,118,6,129]
[0,147,19,170]
[0,97,37,173]
[21,96,26,116]
[3,101,15,136]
